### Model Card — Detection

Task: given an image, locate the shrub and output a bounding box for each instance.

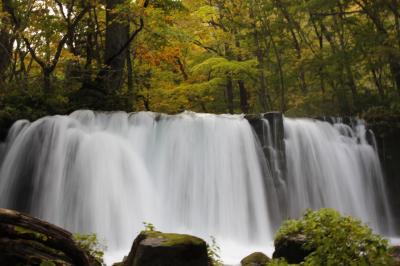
[73,233,106,265]
[275,208,393,266]
[207,236,223,266]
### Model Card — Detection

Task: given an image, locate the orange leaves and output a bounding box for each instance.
[136,44,182,69]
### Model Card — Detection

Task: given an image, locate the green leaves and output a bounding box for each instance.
[275,209,393,266]
[73,233,106,265]
[191,57,257,80]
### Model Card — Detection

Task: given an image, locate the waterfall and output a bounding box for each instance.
[0,111,274,263]
[283,118,393,233]
[0,111,394,264]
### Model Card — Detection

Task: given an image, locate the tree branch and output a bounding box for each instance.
[105,0,150,65]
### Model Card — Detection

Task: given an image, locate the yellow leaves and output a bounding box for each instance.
[194,5,218,22]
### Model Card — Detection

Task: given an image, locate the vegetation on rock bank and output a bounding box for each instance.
[271,208,393,265]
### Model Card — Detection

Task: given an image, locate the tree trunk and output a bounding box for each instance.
[127,48,135,105]
[0,0,13,83]
[43,68,51,94]
[103,0,129,93]
[226,77,234,114]
[238,80,249,113]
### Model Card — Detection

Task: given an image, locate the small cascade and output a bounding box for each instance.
[283,117,393,234]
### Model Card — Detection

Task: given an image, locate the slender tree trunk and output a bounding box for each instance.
[238,80,249,113]
[127,48,134,104]
[0,0,13,85]
[270,33,286,112]
[275,0,307,93]
[43,68,52,94]
[226,77,234,114]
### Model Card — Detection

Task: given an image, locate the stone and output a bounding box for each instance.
[0,208,98,266]
[272,234,313,264]
[390,246,400,266]
[240,252,270,266]
[124,230,209,266]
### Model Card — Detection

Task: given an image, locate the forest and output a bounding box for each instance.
[1,0,400,122]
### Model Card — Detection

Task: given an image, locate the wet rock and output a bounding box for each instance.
[240,252,270,266]
[272,234,313,264]
[0,208,97,266]
[390,246,400,266]
[124,231,208,266]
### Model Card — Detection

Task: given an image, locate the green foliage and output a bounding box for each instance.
[143,222,156,232]
[1,0,400,116]
[207,236,223,266]
[39,261,56,266]
[40,260,57,266]
[275,209,393,266]
[266,258,290,266]
[73,233,106,265]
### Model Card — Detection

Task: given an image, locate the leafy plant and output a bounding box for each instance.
[275,208,393,266]
[143,222,156,232]
[207,236,223,266]
[73,233,106,265]
[266,258,289,266]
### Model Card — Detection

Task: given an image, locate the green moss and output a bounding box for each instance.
[142,231,204,247]
[14,226,49,242]
[40,261,57,266]
[241,252,270,266]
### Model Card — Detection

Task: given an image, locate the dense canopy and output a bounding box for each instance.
[0,0,400,120]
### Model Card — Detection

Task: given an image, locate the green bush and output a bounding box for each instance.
[73,233,106,265]
[275,208,393,266]
[207,236,223,266]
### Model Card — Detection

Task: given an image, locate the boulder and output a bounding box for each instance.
[124,231,209,266]
[240,252,270,266]
[272,234,313,264]
[390,246,400,266]
[0,208,98,266]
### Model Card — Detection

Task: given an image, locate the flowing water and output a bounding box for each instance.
[0,111,394,264]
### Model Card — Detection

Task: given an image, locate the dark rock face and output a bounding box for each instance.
[367,115,400,234]
[246,112,288,226]
[247,112,286,179]
[124,231,209,266]
[0,208,98,266]
[390,246,400,266]
[272,234,313,264]
[240,252,270,266]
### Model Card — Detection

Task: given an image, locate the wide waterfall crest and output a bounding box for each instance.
[0,110,273,262]
[0,111,394,263]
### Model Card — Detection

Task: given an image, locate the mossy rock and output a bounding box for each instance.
[241,252,271,266]
[273,234,313,264]
[0,208,98,266]
[141,231,205,247]
[390,246,400,266]
[123,231,208,266]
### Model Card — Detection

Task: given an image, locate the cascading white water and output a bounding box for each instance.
[283,118,393,234]
[0,111,275,264]
[0,111,394,264]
